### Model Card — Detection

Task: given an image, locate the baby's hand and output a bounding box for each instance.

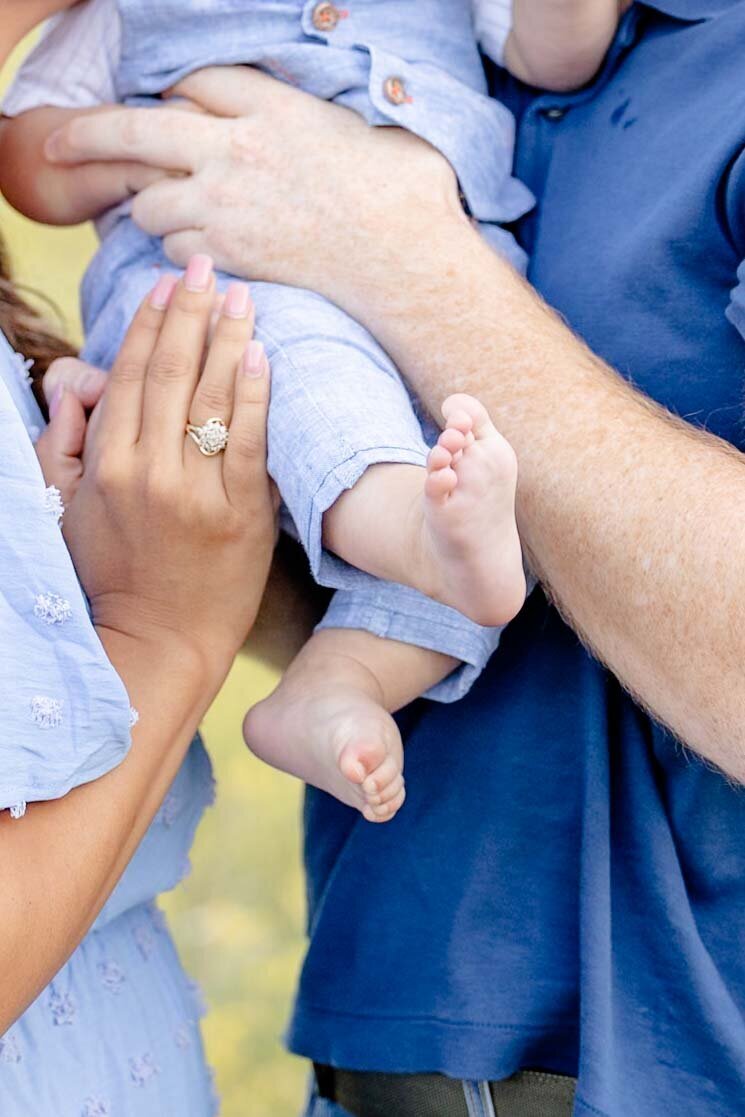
[35,359,107,506]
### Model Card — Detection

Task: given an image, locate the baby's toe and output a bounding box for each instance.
[367,786,407,821]
[362,755,402,798]
[427,444,452,473]
[339,739,387,785]
[438,427,467,456]
[442,393,494,439]
[443,409,474,437]
[425,466,458,502]
[376,773,405,803]
[363,788,406,823]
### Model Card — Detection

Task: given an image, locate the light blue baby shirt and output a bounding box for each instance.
[114,0,532,246]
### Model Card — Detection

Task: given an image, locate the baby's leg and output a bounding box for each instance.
[325,395,526,628]
[244,629,457,822]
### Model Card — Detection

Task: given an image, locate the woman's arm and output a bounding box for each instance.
[42,76,745,780]
[0,626,217,1030]
[0,262,275,1031]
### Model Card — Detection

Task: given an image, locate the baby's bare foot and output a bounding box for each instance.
[244,682,405,823]
[422,393,526,627]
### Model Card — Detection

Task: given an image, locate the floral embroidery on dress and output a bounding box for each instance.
[34,592,73,625]
[12,352,33,389]
[98,960,126,994]
[174,1023,192,1049]
[129,706,140,728]
[149,903,167,933]
[49,988,77,1026]
[208,1065,221,1116]
[81,1098,110,1117]
[0,1032,22,1063]
[43,485,65,524]
[159,789,181,828]
[129,1053,160,1086]
[132,919,155,960]
[31,695,63,729]
[9,802,26,820]
[186,977,208,1019]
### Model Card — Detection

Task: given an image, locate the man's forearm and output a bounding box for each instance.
[346,222,745,779]
[44,79,745,772]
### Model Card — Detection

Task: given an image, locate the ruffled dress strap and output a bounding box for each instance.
[0,336,133,816]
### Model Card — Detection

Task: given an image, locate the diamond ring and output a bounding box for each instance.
[185,417,230,457]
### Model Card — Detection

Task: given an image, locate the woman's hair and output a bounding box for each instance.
[0,235,76,413]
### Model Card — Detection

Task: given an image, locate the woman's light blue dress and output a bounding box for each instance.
[0,332,219,1115]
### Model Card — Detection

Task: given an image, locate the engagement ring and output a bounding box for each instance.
[185,417,230,457]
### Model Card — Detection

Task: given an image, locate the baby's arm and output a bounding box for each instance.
[0,106,157,226]
[0,0,150,226]
[505,1,625,91]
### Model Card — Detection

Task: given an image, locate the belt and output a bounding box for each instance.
[315,1065,577,1117]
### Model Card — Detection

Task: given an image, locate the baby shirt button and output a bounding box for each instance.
[311,2,344,31]
[383,76,411,106]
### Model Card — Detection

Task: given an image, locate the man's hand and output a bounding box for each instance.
[43,67,462,298]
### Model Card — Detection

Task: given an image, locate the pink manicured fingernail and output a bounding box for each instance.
[242,340,265,377]
[184,254,214,292]
[49,384,65,418]
[223,282,251,319]
[149,273,178,310]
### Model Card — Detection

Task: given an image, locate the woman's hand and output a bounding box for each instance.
[64,256,275,677]
[44,68,465,312]
[35,298,235,506]
[0,259,277,1030]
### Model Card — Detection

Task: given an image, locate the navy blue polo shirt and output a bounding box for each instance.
[288,4,745,1114]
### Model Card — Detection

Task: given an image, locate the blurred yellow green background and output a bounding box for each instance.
[1,37,307,1117]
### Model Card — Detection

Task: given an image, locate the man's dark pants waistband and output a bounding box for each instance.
[314,1065,577,1117]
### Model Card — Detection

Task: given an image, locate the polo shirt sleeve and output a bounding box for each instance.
[724,147,745,338]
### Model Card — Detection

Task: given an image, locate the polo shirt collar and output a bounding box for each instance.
[641,0,743,19]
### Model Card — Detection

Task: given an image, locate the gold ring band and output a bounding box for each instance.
[185,417,230,457]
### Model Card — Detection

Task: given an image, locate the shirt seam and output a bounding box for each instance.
[325,602,489,639]
[294,1002,577,1033]
[574,1098,611,1117]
